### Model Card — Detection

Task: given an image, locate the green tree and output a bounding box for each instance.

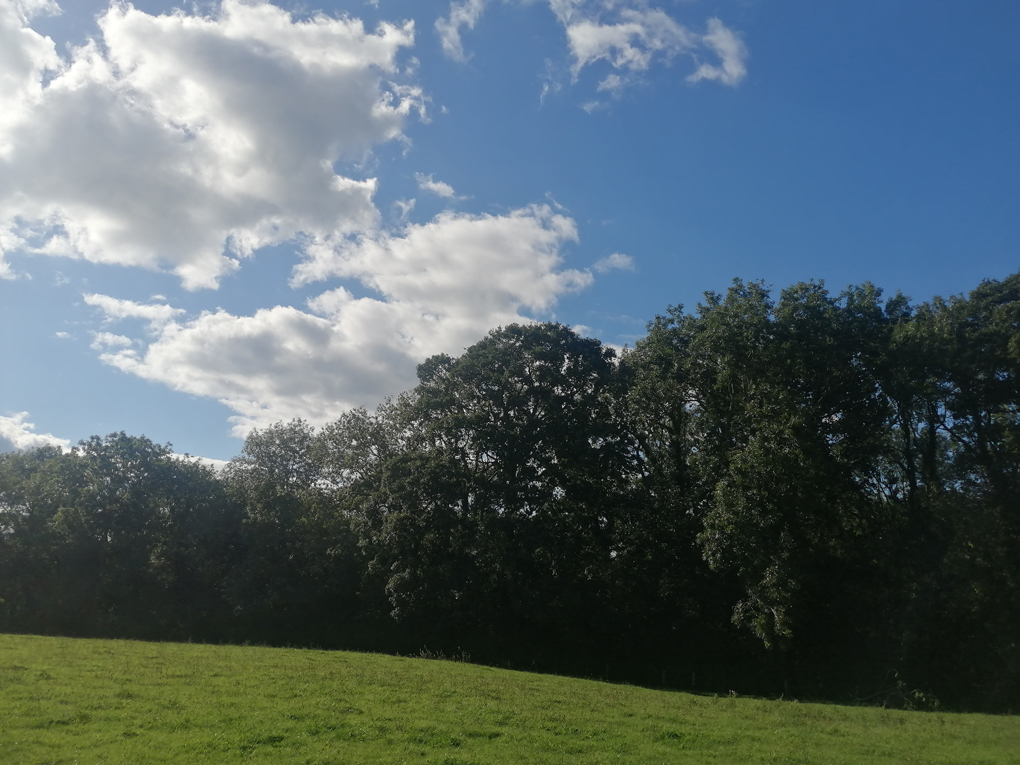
[0,434,233,638]
[365,324,640,657]
[636,281,898,651]
[223,419,363,643]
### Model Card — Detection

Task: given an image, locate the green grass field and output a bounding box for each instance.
[1,634,1017,764]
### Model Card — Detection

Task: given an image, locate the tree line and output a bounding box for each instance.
[2,272,1018,711]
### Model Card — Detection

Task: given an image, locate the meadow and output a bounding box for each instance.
[1,634,1017,764]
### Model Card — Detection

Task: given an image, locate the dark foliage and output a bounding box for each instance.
[2,272,1018,711]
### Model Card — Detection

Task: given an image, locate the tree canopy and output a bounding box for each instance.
[2,272,1018,710]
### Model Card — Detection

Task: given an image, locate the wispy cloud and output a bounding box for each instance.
[84,294,184,329]
[414,172,462,199]
[436,1,748,98]
[435,0,488,62]
[89,331,134,350]
[565,8,696,78]
[592,252,635,273]
[688,18,749,86]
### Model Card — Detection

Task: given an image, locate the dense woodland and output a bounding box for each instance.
[2,273,1018,712]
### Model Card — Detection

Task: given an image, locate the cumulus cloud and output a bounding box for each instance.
[291,204,588,308]
[0,0,422,289]
[87,205,592,436]
[436,1,747,95]
[0,0,61,149]
[0,0,60,278]
[0,411,70,452]
[414,172,459,199]
[592,252,634,273]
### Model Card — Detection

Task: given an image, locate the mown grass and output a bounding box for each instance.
[0,634,1017,764]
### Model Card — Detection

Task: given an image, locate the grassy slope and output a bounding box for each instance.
[0,634,1017,764]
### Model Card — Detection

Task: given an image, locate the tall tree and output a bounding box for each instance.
[365,323,641,657]
[223,419,363,643]
[0,434,233,638]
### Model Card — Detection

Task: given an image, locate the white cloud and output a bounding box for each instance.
[597,73,624,93]
[435,0,488,62]
[0,0,61,278]
[436,1,747,95]
[8,0,59,18]
[0,0,422,289]
[174,452,231,472]
[687,18,748,86]
[83,293,184,328]
[98,304,423,437]
[292,204,588,311]
[0,0,61,150]
[414,172,459,199]
[90,205,592,437]
[592,252,634,273]
[0,411,70,452]
[89,331,134,350]
[566,8,695,77]
[393,198,416,223]
[563,7,747,94]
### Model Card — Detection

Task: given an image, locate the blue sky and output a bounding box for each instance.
[1,0,1018,462]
